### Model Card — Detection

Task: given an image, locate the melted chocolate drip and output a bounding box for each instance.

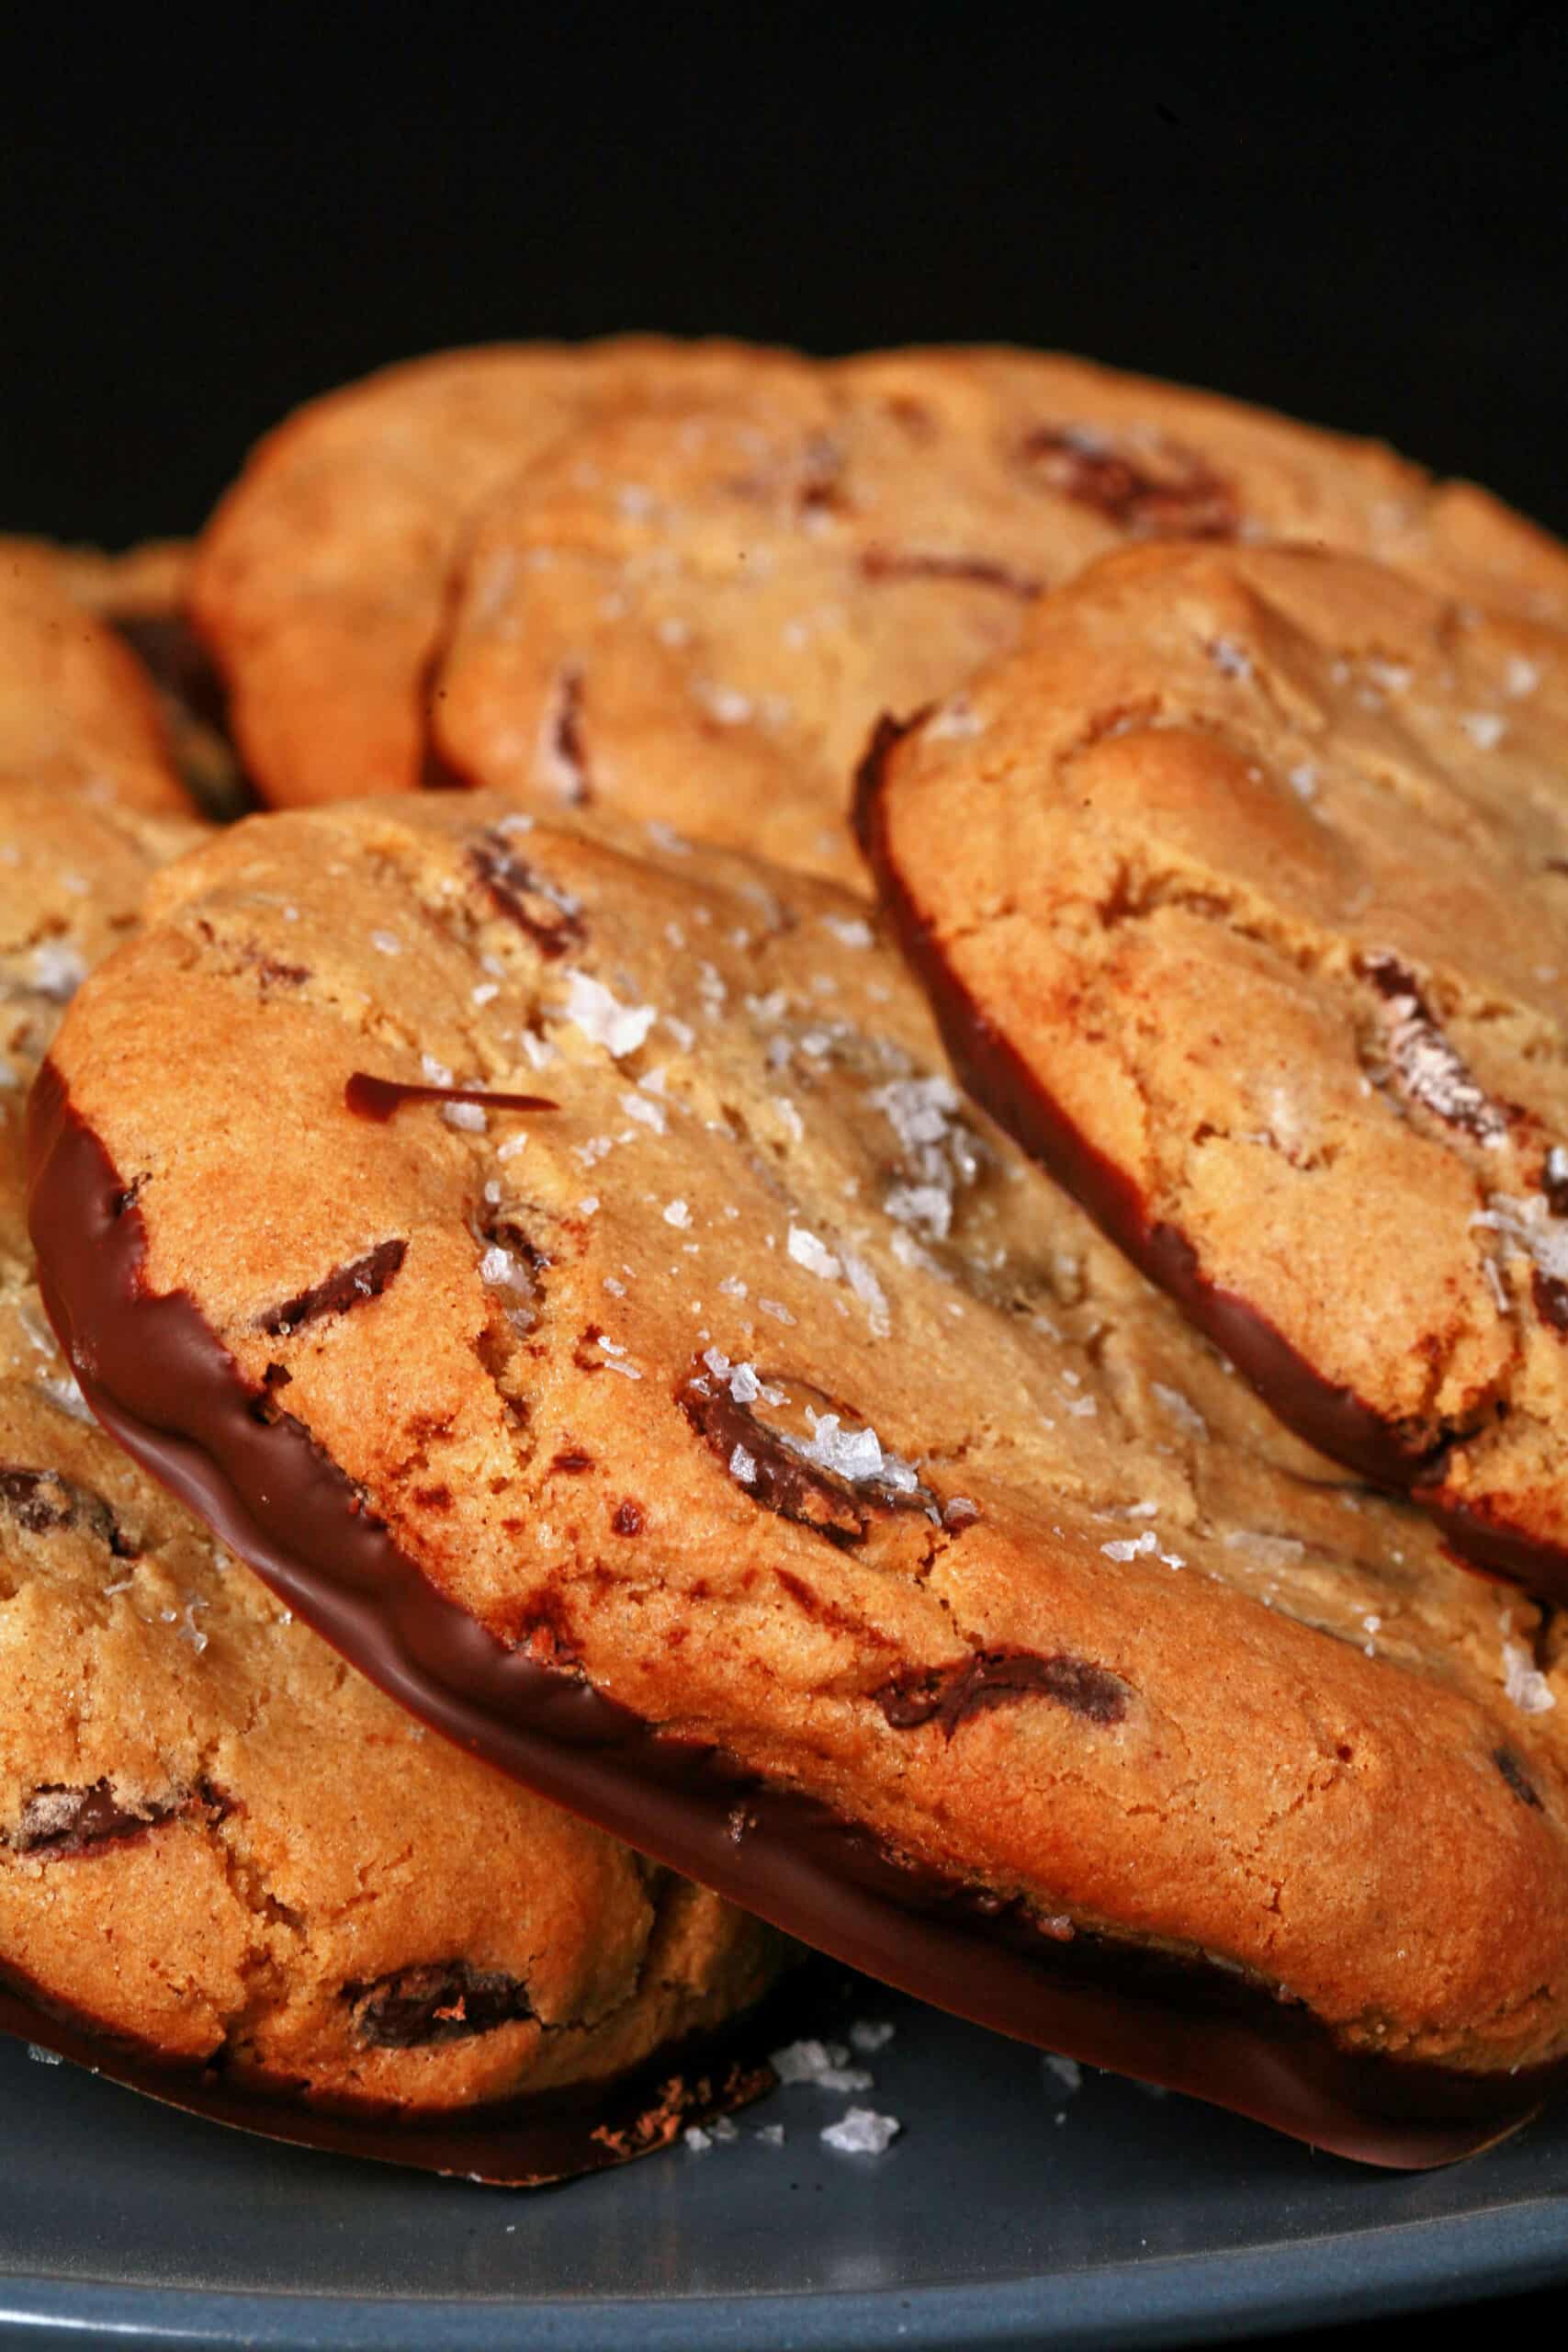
[469,833,586,957]
[344,1074,557,1123]
[875,1649,1128,1736]
[26,1057,1568,2167]
[347,1961,536,2048]
[258,1239,408,1337]
[1018,427,1238,537]
[854,713,1568,1601]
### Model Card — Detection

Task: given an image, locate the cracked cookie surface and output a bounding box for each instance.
[0,779,783,2169]
[190,340,1568,842]
[0,541,194,815]
[33,786,1568,2159]
[859,542,1568,1594]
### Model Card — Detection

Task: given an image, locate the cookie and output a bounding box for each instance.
[190,340,816,810]
[194,341,1568,840]
[0,541,191,814]
[857,540,1568,1598]
[0,778,205,1259]
[0,780,784,2178]
[33,787,1568,2166]
[50,538,251,822]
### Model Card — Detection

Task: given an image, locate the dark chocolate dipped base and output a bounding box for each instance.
[853,715,1568,1609]
[0,1967,774,2187]
[28,1057,1568,2171]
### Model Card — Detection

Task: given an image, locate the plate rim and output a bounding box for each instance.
[5,2187,1568,2352]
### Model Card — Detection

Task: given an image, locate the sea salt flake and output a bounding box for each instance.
[849,2020,896,2053]
[728,1443,758,1486]
[443,1102,487,1132]
[561,969,658,1057]
[822,913,874,948]
[370,930,402,956]
[758,1297,795,1324]
[663,1198,692,1228]
[1504,1636,1557,1714]
[1208,638,1253,680]
[1222,1530,1306,1569]
[821,2108,901,2155]
[621,1090,666,1134]
[788,1225,841,1280]
[1505,655,1540,698]
[1043,2053,1082,2095]
[1286,763,1318,801]
[1461,710,1506,751]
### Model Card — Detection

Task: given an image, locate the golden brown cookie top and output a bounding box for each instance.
[0,777,781,2168]
[0,541,192,814]
[35,788,1568,2152]
[190,339,1568,837]
[190,339,817,811]
[858,539,1568,1590]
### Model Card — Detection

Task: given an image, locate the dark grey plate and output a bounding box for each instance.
[3,1974,1567,2352]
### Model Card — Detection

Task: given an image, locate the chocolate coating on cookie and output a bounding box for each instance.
[32,795,1568,2167]
[26,1073,1568,2168]
[857,546,1568,1597]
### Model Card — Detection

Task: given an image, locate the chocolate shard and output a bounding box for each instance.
[1018,426,1238,537]
[6,1776,229,1858]
[1495,1747,1545,1811]
[469,831,586,957]
[875,1647,1129,1738]
[257,1238,408,1338]
[346,1961,536,2048]
[679,1365,935,1548]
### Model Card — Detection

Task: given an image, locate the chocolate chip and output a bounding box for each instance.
[612,1500,644,1536]
[1494,1746,1544,1810]
[860,548,1043,599]
[874,1648,1129,1737]
[1018,427,1238,537]
[345,1961,535,2048]
[550,1449,595,1476]
[257,1238,408,1337]
[678,1365,935,1548]
[1533,1269,1568,1335]
[0,1465,136,1556]
[6,1777,229,1857]
[469,832,586,957]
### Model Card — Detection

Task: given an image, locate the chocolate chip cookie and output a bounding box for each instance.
[0,541,192,814]
[33,788,1568,2165]
[190,340,816,811]
[192,340,1568,842]
[858,540,1568,1597]
[0,779,783,2178]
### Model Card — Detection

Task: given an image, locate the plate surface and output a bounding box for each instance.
[2,1973,1566,2352]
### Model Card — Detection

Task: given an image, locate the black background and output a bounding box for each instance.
[3,3,1567,548]
[4,3,1568,2339]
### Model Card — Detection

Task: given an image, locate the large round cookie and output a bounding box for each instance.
[192,340,1568,836]
[0,778,782,2178]
[0,541,192,814]
[32,789,1568,2166]
[189,340,815,810]
[858,541,1568,1597]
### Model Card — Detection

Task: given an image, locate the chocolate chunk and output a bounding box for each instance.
[860,548,1043,599]
[1533,1270,1568,1335]
[7,1777,228,1857]
[1494,1747,1545,1810]
[612,1500,645,1536]
[679,1364,934,1548]
[257,1238,408,1337]
[470,831,586,957]
[875,1648,1129,1737]
[346,1961,535,2048]
[1356,951,1511,1145]
[0,1464,135,1555]
[550,1449,595,1476]
[1018,427,1237,537]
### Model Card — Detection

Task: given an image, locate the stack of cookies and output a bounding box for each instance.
[11,339,1568,2181]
